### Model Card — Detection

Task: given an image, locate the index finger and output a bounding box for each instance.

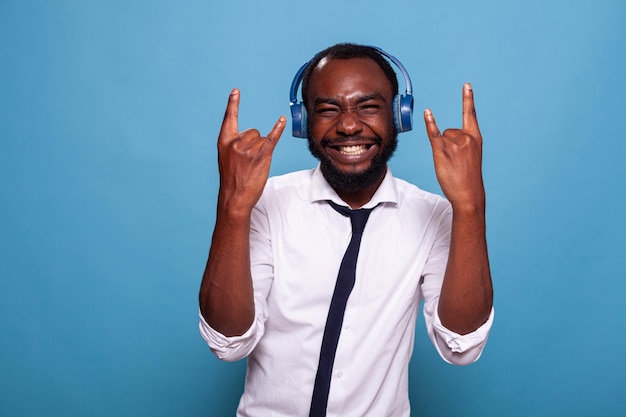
[220,88,240,138]
[462,83,480,133]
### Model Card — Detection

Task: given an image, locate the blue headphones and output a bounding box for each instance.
[289,46,414,138]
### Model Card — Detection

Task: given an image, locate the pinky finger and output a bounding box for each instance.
[266,116,287,145]
[424,109,442,141]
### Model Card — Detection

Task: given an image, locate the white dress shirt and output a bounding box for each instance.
[200,166,493,417]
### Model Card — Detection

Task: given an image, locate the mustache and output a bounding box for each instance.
[320,135,383,147]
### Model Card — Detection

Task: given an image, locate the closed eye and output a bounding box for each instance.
[357,104,382,115]
[315,106,341,117]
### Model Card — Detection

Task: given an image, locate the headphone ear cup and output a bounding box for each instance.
[301,106,308,138]
[392,95,402,132]
[290,102,308,138]
[393,94,414,133]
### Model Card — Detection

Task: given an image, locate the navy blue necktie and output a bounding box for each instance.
[309,201,374,417]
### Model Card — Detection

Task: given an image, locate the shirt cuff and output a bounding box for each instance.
[198,310,259,362]
[433,307,494,352]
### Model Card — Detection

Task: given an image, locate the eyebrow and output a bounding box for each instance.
[313,93,387,106]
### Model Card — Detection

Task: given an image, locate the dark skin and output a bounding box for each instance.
[199,88,285,336]
[199,56,492,336]
[306,58,396,208]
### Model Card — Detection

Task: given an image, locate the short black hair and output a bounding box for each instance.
[301,43,399,108]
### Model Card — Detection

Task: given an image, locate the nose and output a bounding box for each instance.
[335,110,363,136]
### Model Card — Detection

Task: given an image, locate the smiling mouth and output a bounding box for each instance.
[333,144,372,155]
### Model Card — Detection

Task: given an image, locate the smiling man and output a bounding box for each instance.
[305,56,398,208]
[199,43,494,417]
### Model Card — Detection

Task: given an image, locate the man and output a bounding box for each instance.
[199,43,494,416]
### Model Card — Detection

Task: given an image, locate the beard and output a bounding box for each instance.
[307,132,398,194]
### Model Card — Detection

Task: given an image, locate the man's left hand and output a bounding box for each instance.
[424,83,485,210]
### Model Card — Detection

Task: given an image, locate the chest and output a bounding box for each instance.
[265,205,435,317]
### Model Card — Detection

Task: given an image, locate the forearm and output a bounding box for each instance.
[199,195,256,337]
[437,204,493,335]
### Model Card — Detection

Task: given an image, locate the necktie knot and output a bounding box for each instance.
[327,200,373,235]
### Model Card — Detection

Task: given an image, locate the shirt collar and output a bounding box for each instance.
[309,164,399,209]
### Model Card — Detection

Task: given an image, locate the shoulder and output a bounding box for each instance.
[386,175,452,236]
[257,168,315,208]
[391,175,450,213]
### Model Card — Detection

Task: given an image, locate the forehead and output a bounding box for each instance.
[307,57,393,102]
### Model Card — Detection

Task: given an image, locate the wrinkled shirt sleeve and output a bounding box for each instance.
[198,310,266,362]
[429,307,494,365]
[198,201,274,362]
[420,203,494,366]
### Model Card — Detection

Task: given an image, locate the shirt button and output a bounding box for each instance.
[344,323,351,330]
[336,371,343,378]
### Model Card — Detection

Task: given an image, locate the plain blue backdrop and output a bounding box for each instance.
[1,1,625,416]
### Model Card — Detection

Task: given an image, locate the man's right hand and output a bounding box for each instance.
[217,88,286,215]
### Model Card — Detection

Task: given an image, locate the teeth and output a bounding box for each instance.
[339,144,367,155]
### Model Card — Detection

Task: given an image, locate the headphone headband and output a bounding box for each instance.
[289,46,414,138]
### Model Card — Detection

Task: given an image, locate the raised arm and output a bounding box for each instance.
[424,83,493,335]
[199,89,285,336]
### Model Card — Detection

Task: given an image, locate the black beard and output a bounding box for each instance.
[307,133,398,194]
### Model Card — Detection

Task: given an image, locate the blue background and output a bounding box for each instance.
[1,1,625,416]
